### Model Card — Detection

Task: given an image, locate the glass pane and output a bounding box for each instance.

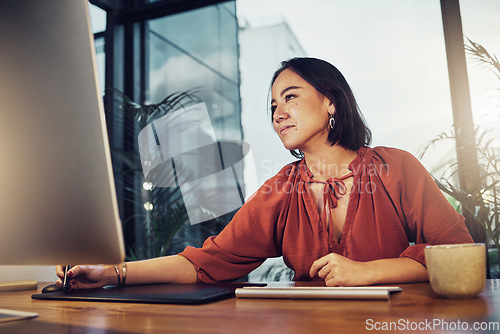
[148,33,240,140]
[219,4,239,82]
[149,7,221,74]
[460,0,500,130]
[148,2,241,141]
[221,1,236,16]
[143,1,242,254]
[94,36,106,91]
[89,3,106,33]
[149,4,239,81]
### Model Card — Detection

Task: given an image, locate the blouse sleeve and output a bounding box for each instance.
[375,148,474,266]
[178,165,294,282]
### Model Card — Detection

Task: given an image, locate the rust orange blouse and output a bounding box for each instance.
[179,146,473,282]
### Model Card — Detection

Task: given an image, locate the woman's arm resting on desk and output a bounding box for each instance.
[310,253,428,287]
[56,255,197,290]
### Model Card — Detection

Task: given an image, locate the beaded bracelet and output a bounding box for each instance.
[113,265,121,286]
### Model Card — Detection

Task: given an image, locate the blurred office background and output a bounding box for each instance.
[2,0,498,282]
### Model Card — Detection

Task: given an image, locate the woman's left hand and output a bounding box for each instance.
[309,253,370,287]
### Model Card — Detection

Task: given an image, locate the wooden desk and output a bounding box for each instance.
[0,280,499,333]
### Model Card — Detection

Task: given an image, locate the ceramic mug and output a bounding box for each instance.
[424,243,486,299]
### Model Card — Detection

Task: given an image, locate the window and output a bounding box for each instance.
[89,0,242,258]
[148,3,241,141]
[89,3,106,90]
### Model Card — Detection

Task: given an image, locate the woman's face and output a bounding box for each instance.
[271,69,332,153]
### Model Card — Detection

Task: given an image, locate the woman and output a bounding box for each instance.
[56,57,473,289]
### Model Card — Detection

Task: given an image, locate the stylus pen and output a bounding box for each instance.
[62,265,71,292]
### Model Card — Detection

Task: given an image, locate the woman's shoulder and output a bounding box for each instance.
[262,159,302,188]
[267,159,302,179]
[371,146,416,159]
[356,146,428,178]
[360,146,422,167]
[245,160,302,203]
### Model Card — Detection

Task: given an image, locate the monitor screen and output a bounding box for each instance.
[0,0,125,265]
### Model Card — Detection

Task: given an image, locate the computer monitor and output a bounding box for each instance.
[0,0,125,265]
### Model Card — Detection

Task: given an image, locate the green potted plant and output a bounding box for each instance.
[419,38,500,278]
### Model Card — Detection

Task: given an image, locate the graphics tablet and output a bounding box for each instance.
[32,283,263,305]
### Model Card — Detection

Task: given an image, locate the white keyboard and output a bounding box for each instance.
[235,286,402,300]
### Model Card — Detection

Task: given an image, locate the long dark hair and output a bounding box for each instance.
[270,57,372,158]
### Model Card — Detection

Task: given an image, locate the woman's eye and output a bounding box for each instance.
[285,94,296,102]
[271,105,277,114]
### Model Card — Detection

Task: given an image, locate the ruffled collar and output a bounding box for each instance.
[298,146,369,182]
[297,146,370,210]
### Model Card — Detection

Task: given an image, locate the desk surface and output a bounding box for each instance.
[0,280,499,333]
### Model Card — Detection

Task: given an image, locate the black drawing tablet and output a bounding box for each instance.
[32,283,263,305]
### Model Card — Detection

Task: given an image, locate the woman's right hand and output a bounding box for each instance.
[55,264,118,290]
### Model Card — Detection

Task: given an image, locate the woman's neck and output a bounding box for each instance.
[303,145,357,182]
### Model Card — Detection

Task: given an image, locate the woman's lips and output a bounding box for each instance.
[280,125,294,136]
